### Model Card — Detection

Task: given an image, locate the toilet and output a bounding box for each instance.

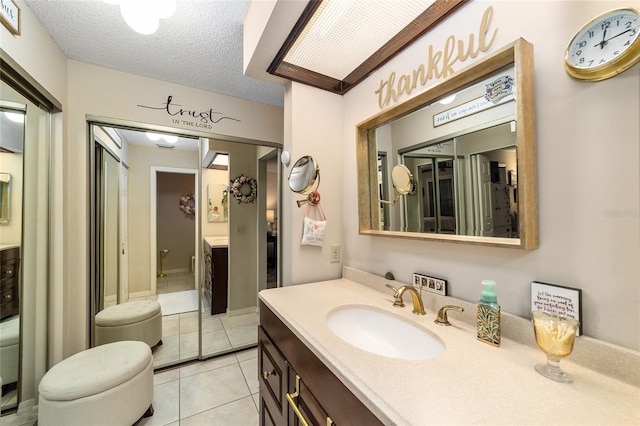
[94,300,162,347]
[0,316,19,386]
[38,341,154,426]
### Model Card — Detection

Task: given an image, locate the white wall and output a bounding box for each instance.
[282,83,344,285]
[332,1,639,350]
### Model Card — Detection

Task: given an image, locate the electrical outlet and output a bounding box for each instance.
[235,225,245,234]
[412,273,447,296]
[330,244,340,263]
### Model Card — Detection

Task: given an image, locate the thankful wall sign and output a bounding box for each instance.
[375,6,499,109]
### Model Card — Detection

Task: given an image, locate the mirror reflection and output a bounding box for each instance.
[288,155,319,193]
[207,184,229,222]
[1,87,50,415]
[0,173,11,224]
[358,39,537,249]
[89,125,279,371]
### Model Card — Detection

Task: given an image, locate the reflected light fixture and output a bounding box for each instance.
[439,94,457,105]
[4,111,25,123]
[103,0,176,35]
[146,132,178,144]
[211,153,229,168]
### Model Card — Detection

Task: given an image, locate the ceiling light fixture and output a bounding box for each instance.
[4,111,25,123]
[439,94,456,105]
[147,132,178,144]
[103,0,176,35]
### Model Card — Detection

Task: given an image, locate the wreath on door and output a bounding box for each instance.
[179,193,196,215]
[230,175,257,203]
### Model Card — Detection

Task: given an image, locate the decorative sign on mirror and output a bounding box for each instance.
[356,39,538,249]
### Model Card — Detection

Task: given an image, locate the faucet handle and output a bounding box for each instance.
[385,284,405,308]
[435,305,464,326]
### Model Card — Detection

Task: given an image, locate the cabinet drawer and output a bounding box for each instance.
[287,370,332,426]
[259,326,287,425]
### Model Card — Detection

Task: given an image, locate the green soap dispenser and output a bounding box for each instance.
[477,280,501,347]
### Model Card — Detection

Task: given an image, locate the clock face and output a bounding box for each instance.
[566,8,640,80]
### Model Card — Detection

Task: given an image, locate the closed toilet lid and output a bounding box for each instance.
[95,300,161,326]
[38,341,151,401]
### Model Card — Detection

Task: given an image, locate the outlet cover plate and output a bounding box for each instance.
[413,273,447,296]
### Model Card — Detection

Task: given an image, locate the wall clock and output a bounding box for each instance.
[565,8,640,81]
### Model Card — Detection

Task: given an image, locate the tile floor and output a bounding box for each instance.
[129,271,259,368]
[1,347,260,426]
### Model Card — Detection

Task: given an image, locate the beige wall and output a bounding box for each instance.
[282,83,345,285]
[64,61,282,356]
[332,1,639,350]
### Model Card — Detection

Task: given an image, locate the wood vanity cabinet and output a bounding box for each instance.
[259,301,383,426]
[203,240,228,315]
[1,247,20,321]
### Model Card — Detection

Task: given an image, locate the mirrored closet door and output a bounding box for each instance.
[88,122,280,370]
[0,74,53,415]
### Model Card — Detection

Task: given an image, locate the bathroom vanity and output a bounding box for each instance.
[0,246,20,321]
[203,237,228,315]
[258,268,639,425]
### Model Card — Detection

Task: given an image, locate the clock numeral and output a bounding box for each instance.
[579,57,585,64]
[614,50,620,56]
[601,21,611,31]
[625,21,633,29]
[624,40,631,47]
[577,41,587,48]
[588,59,595,66]
[588,30,595,38]
[576,49,582,57]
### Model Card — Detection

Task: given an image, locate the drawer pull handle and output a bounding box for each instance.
[262,370,275,380]
[4,269,13,276]
[4,294,11,300]
[286,375,334,426]
[286,375,310,426]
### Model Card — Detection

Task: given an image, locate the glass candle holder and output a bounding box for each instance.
[530,310,580,383]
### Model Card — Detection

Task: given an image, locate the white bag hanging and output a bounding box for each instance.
[301,203,327,246]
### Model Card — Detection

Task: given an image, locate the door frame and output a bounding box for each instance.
[150,166,198,295]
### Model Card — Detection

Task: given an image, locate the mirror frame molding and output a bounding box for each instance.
[356,38,538,249]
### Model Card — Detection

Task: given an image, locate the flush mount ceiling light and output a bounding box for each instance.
[269,0,466,95]
[103,0,176,35]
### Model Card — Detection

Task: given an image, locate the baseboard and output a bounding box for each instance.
[162,268,189,275]
[227,306,257,317]
[129,291,151,299]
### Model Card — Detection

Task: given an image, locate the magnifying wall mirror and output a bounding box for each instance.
[357,39,537,249]
[288,155,319,193]
[380,165,415,205]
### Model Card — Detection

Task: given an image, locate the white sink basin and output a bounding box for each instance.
[326,306,445,360]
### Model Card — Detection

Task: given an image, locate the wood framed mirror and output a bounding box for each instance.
[356,39,537,249]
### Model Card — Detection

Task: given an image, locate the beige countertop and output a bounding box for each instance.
[203,236,228,248]
[0,244,20,251]
[259,269,640,425]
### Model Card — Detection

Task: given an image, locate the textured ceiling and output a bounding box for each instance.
[24,0,285,107]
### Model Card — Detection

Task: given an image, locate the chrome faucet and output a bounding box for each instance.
[385,284,426,315]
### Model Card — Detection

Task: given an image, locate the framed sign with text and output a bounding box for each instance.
[1,0,21,36]
[531,281,582,335]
